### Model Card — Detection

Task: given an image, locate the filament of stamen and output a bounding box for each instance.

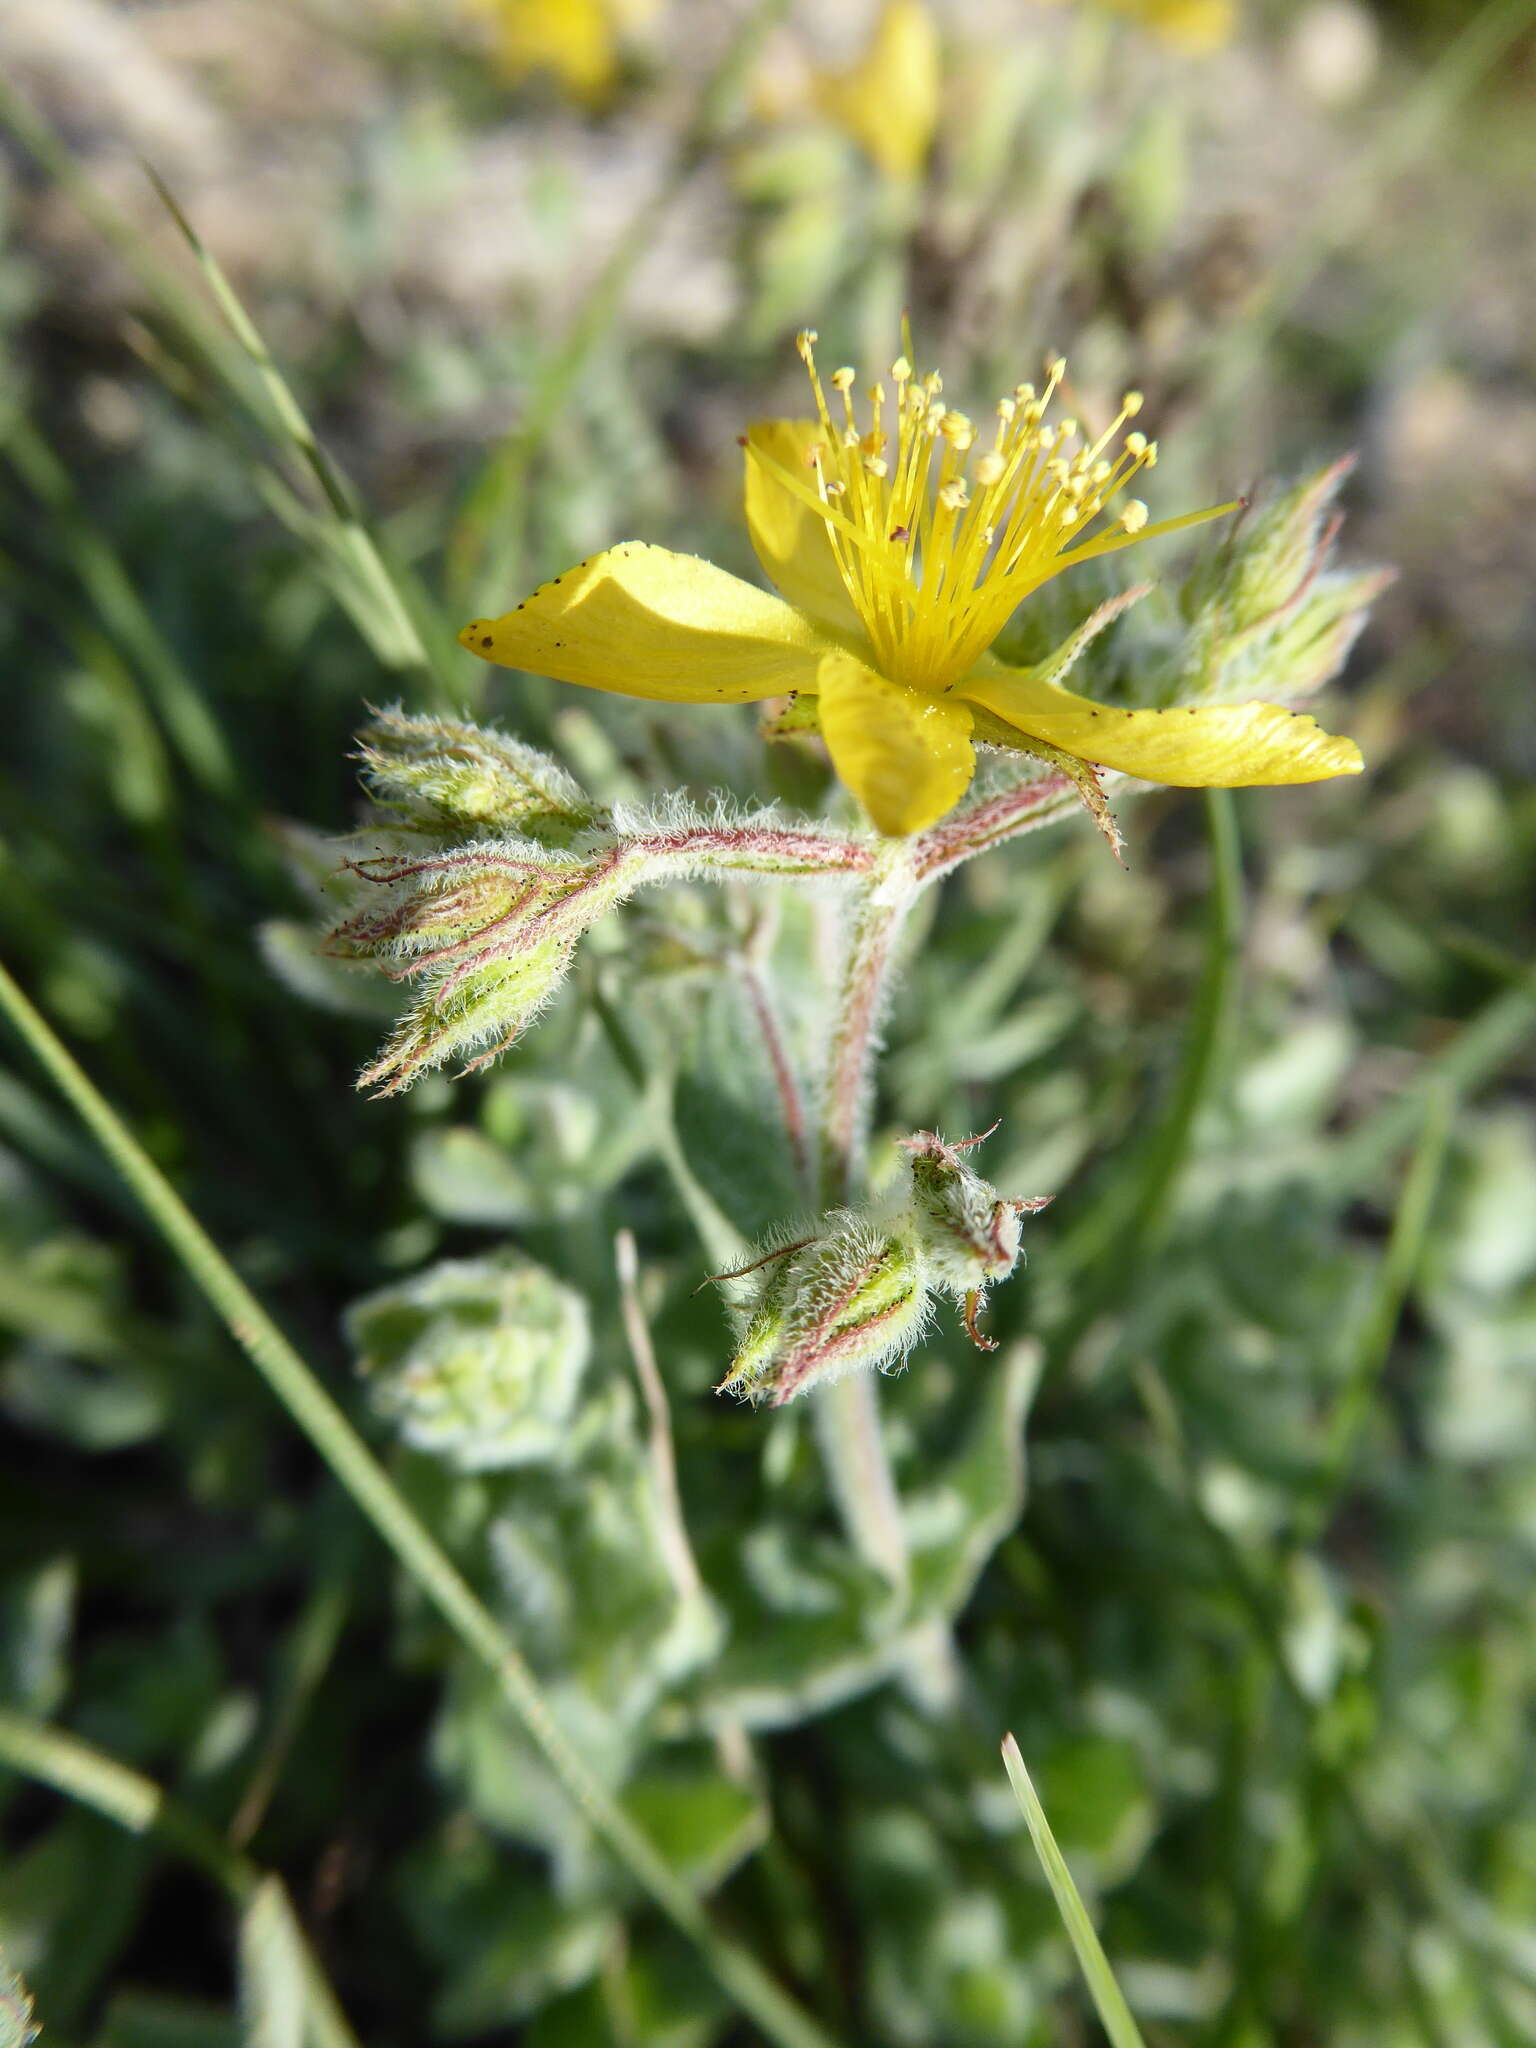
[778,333,1188,692]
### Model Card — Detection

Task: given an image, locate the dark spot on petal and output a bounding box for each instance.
[480,635,493,649]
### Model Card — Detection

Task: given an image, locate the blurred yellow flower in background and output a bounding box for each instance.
[461,333,1359,837]
[1099,0,1235,53]
[812,0,942,183]
[468,0,659,104]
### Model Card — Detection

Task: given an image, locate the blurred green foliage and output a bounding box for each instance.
[2,1,1535,2043]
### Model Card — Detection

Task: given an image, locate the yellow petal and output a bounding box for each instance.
[460,543,844,703]
[815,0,941,182]
[817,653,975,834]
[743,419,863,634]
[958,660,1363,787]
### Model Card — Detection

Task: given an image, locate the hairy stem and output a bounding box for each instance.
[819,842,918,1207]
[814,843,919,1593]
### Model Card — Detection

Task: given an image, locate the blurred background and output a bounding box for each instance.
[2,1,1535,2043]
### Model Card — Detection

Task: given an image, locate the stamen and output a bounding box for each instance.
[767,334,1209,695]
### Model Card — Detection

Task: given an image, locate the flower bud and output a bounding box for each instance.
[716,1217,928,1406]
[1254,563,1395,702]
[354,934,576,1095]
[1176,457,1388,715]
[319,712,870,1091]
[900,1128,1053,1350]
[329,838,632,1093]
[348,1249,590,1470]
[356,706,603,846]
[0,1951,38,2048]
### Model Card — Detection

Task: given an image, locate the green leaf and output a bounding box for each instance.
[908,1342,1042,1622]
[622,1756,766,1891]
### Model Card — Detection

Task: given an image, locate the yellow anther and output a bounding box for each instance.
[796,329,818,357]
[773,330,1201,700]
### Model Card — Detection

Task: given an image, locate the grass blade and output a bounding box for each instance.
[138,162,454,701]
[1001,1734,1147,2048]
[0,956,841,2048]
[239,1880,307,2048]
[0,1711,360,2048]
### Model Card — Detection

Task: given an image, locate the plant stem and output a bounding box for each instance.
[818,842,918,1207]
[814,842,919,1594]
[616,1229,755,1787]
[0,956,841,2048]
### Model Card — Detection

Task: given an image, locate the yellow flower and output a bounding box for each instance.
[468,0,655,104]
[460,334,1361,837]
[1101,0,1235,53]
[812,0,942,183]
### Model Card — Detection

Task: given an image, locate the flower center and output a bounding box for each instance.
[784,331,1158,695]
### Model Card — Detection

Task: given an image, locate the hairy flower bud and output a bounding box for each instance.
[320,712,871,1092]
[348,1249,590,1470]
[352,931,578,1094]
[356,706,604,845]
[900,1127,1052,1348]
[1180,457,1390,713]
[716,1217,928,1407]
[0,1949,39,2048]
[714,1129,1052,1401]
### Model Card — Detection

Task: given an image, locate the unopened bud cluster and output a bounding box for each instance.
[716,1129,1051,1405]
[1181,456,1391,707]
[329,710,872,1093]
[348,1249,590,1470]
